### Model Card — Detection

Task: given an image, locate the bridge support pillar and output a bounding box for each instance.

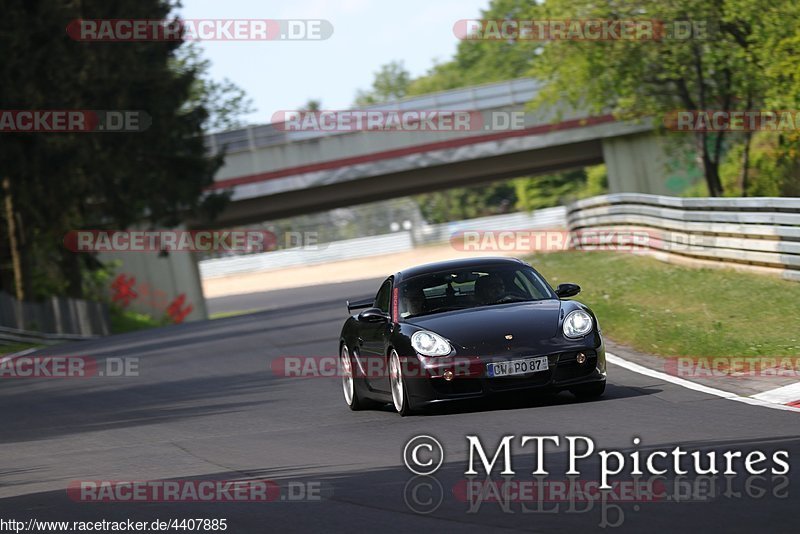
[98,233,208,324]
[602,133,672,195]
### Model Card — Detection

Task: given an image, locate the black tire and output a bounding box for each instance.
[570,381,606,399]
[341,345,371,411]
[348,386,370,411]
[389,349,414,416]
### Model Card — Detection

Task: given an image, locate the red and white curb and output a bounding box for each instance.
[751,382,800,409]
[607,352,800,414]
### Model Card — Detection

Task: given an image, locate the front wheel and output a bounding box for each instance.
[341,345,369,411]
[389,350,413,416]
[570,381,606,399]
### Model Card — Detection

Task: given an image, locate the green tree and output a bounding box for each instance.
[408,0,542,95]
[403,0,611,218]
[719,133,800,197]
[530,0,796,196]
[300,99,322,112]
[354,61,411,106]
[415,182,517,224]
[0,0,233,298]
[514,168,603,211]
[174,43,254,133]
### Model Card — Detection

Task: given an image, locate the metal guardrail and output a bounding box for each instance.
[0,292,110,345]
[566,194,800,282]
[199,196,800,282]
[414,206,567,245]
[0,325,101,346]
[199,207,568,279]
[200,232,415,278]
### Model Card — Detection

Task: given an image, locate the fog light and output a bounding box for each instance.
[443,370,454,381]
[576,352,587,364]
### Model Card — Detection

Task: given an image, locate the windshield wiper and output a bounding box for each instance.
[486,295,535,305]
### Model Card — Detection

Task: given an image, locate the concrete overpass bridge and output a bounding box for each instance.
[201,79,671,228]
[102,79,678,323]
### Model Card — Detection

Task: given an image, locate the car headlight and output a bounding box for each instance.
[563,310,593,338]
[411,330,452,356]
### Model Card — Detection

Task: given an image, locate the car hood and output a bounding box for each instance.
[407,300,564,356]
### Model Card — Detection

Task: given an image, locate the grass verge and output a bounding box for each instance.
[527,251,800,358]
[0,343,43,356]
[209,309,261,320]
[110,308,164,334]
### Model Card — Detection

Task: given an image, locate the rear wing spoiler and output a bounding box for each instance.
[346,297,373,314]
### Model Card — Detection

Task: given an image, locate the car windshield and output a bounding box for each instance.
[398,264,555,319]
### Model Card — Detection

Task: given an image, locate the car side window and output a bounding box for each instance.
[374,278,392,313]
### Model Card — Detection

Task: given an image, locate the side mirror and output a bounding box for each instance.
[358,307,390,323]
[555,283,581,298]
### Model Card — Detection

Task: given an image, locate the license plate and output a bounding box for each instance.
[487,356,549,377]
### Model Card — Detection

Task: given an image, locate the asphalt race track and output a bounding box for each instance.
[1,279,798,533]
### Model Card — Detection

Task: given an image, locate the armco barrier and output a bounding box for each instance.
[413,206,567,245]
[566,194,800,282]
[199,232,414,279]
[198,207,567,279]
[0,292,110,344]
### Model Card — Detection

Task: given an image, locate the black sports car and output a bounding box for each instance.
[338,257,607,415]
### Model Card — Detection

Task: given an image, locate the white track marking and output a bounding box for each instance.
[606,352,800,413]
[751,382,800,404]
[0,347,39,365]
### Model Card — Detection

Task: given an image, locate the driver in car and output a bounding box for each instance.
[401,284,426,317]
[474,274,505,305]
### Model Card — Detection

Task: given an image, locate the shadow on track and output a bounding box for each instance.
[363,383,663,417]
